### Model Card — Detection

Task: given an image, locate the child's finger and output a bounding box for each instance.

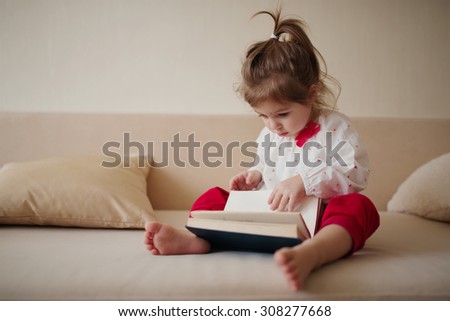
[241,179,252,190]
[232,174,244,190]
[269,192,282,211]
[247,171,260,188]
[234,180,243,190]
[288,193,304,212]
[268,189,275,205]
[278,195,289,212]
[288,197,297,212]
[245,174,254,186]
[229,176,239,190]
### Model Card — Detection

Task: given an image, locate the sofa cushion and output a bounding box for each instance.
[387,153,450,222]
[0,156,155,228]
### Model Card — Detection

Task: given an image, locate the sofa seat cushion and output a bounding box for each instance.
[1,211,449,300]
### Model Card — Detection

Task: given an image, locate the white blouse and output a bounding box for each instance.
[250,111,370,200]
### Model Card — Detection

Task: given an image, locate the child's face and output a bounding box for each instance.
[253,99,312,138]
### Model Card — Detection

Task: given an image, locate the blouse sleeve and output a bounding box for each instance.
[296,113,370,199]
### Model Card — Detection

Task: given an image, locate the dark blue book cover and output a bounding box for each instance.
[186,226,302,253]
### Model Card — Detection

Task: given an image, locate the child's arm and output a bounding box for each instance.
[297,113,370,199]
[267,174,306,212]
[229,170,262,191]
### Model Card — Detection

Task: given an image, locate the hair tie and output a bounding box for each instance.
[270,33,279,40]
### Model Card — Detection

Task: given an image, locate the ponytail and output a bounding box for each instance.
[238,9,340,116]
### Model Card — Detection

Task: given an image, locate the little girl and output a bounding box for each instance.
[145,9,380,291]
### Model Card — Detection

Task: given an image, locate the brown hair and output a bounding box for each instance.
[238,9,340,118]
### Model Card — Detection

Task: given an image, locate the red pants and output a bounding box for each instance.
[191,187,380,253]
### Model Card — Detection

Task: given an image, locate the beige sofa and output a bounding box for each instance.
[0,112,449,300]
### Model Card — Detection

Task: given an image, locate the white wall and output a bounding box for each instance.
[1,0,449,118]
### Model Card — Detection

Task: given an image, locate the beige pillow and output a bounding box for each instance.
[387,153,450,222]
[0,156,155,228]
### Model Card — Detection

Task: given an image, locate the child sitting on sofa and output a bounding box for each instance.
[144,9,380,291]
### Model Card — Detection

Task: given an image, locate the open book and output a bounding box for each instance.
[186,190,323,253]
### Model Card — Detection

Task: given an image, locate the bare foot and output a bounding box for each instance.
[274,225,353,291]
[144,222,210,255]
[274,240,320,291]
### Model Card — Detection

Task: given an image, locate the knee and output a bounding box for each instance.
[190,186,229,212]
[324,193,380,251]
[329,193,379,222]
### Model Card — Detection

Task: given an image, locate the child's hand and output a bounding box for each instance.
[229,170,262,191]
[268,175,306,212]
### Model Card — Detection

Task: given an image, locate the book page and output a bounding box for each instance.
[224,190,318,217]
[224,190,273,212]
[187,218,299,238]
[191,211,302,224]
[297,197,320,236]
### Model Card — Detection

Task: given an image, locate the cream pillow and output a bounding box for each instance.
[387,153,450,222]
[0,156,155,228]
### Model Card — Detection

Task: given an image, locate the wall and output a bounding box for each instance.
[1,0,449,118]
